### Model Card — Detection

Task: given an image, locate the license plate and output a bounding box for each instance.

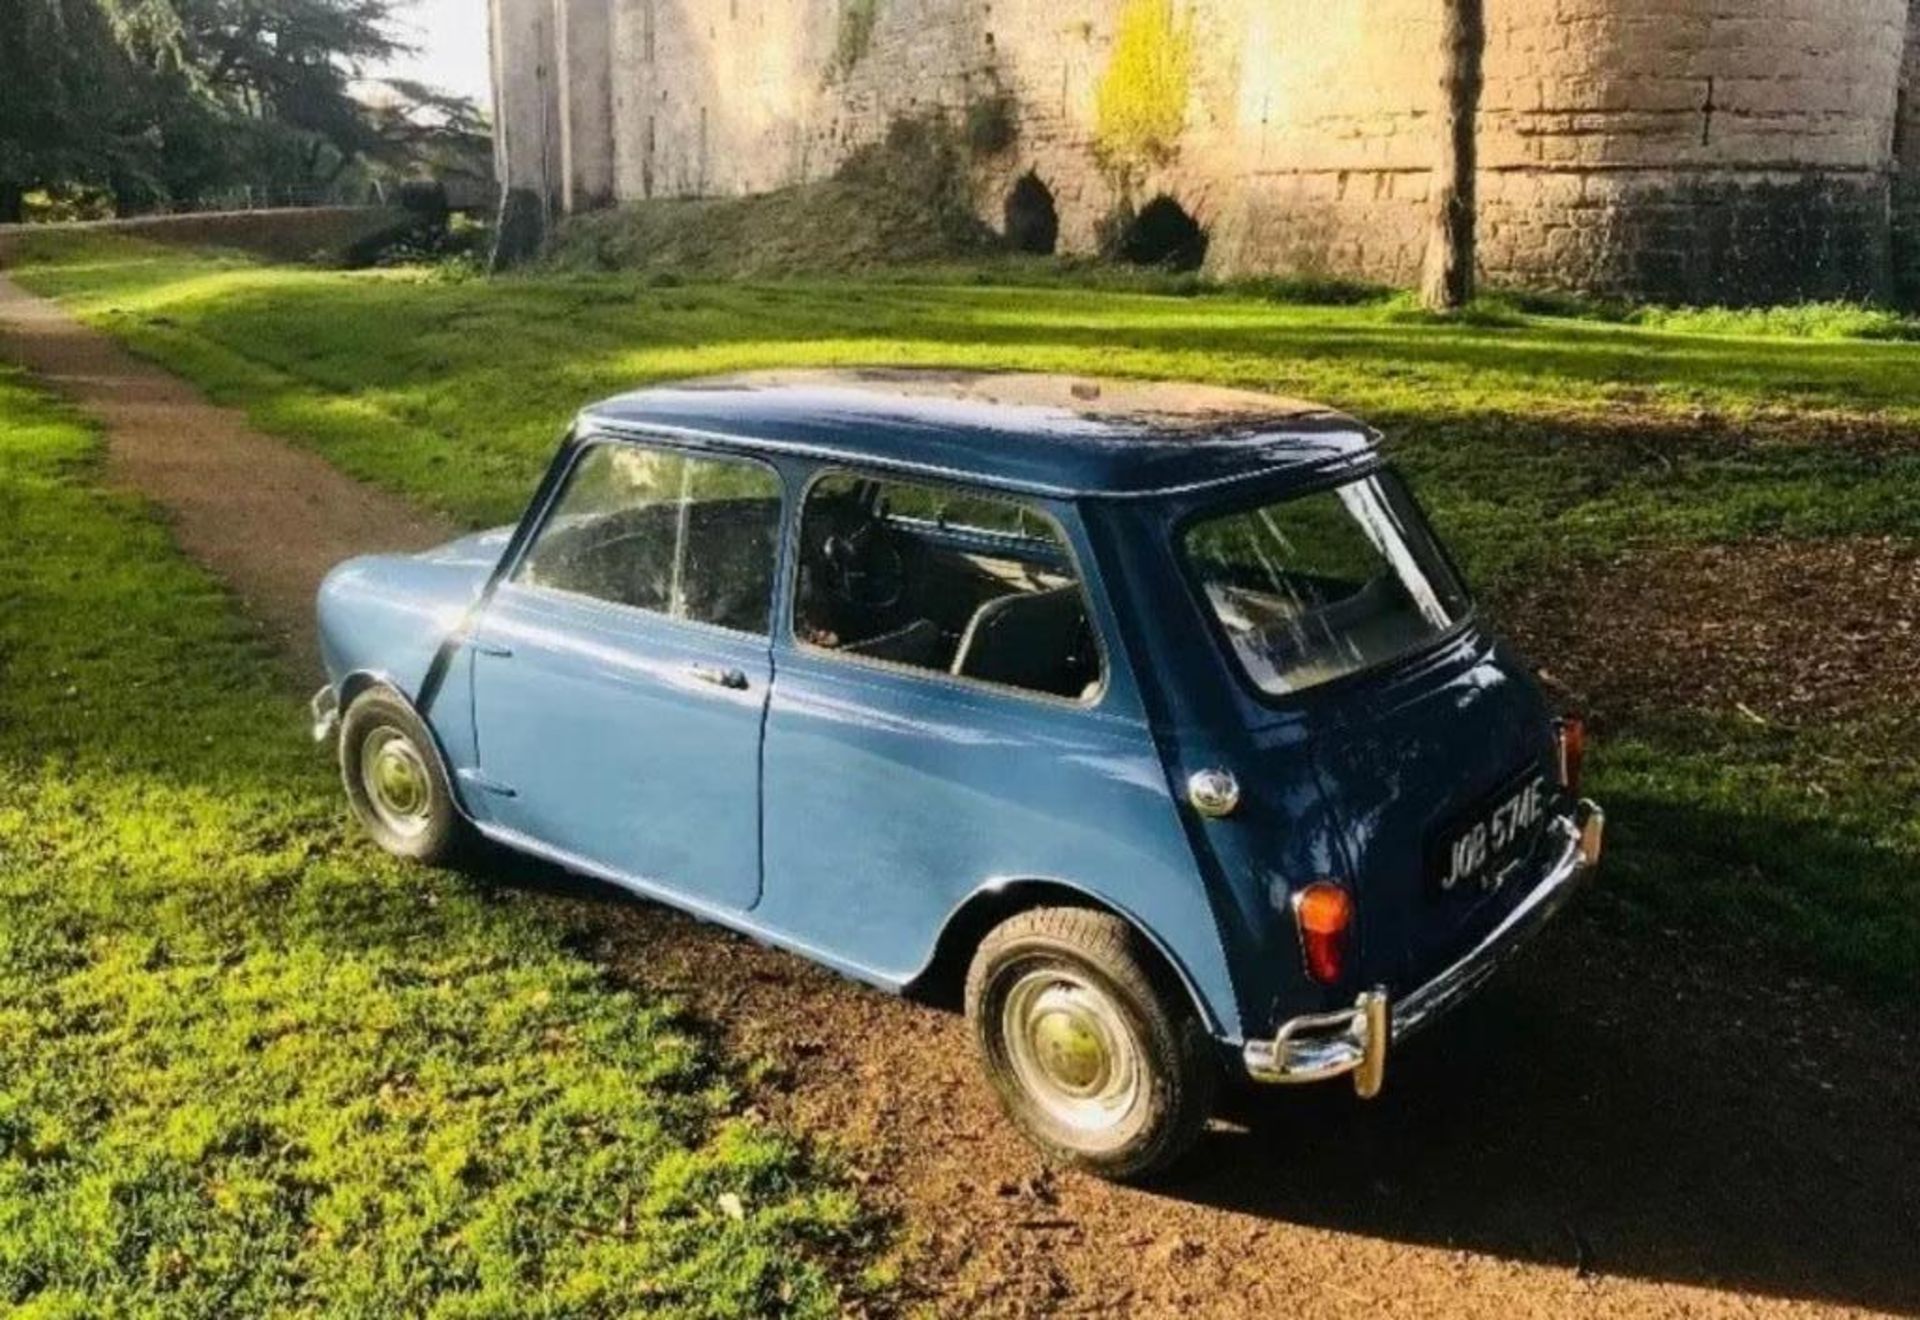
[1434,773,1548,894]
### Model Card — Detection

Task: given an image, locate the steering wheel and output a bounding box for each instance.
[820,518,907,610]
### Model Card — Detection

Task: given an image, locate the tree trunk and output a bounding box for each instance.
[1420,0,1485,312]
[0,183,24,225]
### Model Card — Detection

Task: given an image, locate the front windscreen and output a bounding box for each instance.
[1182,471,1471,696]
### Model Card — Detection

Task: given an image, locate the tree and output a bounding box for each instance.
[1420,0,1486,312]
[0,0,485,222]
[360,78,494,190]
[0,0,142,221]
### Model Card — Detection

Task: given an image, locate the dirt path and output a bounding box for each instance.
[2,271,1915,1318]
[0,273,456,672]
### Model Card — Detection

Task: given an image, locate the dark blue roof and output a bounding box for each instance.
[576,369,1378,499]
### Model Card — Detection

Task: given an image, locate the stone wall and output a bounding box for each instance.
[1897,0,1920,300]
[1474,0,1910,301]
[492,0,1920,303]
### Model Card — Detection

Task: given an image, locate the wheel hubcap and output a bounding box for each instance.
[1001,968,1144,1138]
[360,726,432,838]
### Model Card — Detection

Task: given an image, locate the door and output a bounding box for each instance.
[467,439,783,911]
[758,469,1221,998]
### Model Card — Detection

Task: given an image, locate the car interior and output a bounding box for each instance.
[795,477,1103,701]
[517,497,782,635]
[516,456,1104,701]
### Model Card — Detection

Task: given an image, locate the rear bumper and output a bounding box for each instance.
[1242,798,1604,1095]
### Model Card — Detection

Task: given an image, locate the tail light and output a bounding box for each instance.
[1556,716,1586,795]
[1292,882,1355,986]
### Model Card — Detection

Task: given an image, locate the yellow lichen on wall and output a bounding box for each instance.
[1093,0,1195,171]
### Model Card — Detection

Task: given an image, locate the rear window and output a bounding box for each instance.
[1182,472,1470,696]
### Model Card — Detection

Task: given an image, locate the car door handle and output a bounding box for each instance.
[687,663,749,691]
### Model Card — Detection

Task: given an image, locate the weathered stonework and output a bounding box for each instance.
[489,0,1920,304]
[1896,0,1920,299]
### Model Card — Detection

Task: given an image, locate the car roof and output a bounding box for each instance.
[575,369,1379,499]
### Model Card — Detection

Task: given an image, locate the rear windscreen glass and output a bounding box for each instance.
[1182,472,1471,696]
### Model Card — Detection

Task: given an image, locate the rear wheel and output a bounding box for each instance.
[339,688,468,864]
[965,907,1217,1181]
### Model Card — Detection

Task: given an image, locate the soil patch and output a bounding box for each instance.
[1501,536,1920,729]
[556,880,1920,1318]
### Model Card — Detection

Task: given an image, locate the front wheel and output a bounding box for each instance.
[965,907,1218,1182]
[338,688,468,865]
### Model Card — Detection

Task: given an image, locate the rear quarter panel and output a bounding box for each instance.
[1086,496,1357,1034]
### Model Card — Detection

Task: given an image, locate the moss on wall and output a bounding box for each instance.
[1093,0,1194,174]
[829,0,881,81]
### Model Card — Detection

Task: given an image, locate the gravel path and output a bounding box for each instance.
[0,272,455,672]
[3,269,1915,1319]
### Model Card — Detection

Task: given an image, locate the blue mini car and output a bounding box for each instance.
[312,370,1603,1179]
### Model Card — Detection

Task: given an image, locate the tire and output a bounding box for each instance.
[338,687,468,865]
[965,906,1218,1182]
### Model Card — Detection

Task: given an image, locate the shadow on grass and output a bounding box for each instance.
[1182,797,1920,1314]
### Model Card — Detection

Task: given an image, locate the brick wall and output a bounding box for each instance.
[497,0,1920,303]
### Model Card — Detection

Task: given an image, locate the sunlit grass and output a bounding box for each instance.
[12,233,1920,589]
[0,367,878,1316]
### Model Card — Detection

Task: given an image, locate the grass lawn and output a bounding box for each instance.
[0,367,881,1315]
[3,232,1917,1002]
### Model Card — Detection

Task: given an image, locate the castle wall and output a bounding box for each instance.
[489,0,560,209]
[500,0,1920,303]
[1897,0,1920,299]
[1474,0,1909,301]
[556,0,615,209]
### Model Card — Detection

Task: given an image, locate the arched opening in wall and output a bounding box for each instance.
[1003,172,1059,255]
[1117,195,1207,271]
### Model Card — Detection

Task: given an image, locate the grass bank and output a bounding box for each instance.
[4,230,1917,1006]
[0,368,881,1314]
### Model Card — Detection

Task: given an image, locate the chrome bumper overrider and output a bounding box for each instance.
[1243,799,1605,1097]
[310,684,340,744]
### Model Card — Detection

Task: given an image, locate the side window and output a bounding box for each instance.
[793,472,1103,702]
[516,442,782,634]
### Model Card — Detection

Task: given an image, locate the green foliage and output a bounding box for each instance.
[0,0,137,220]
[0,0,486,220]
[0,368,875,1314]
[1588,713,1920,999]
[1620,299,1920,341]
[1093,0,1195,174]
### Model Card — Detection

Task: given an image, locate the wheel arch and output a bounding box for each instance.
[907,877,1224,1036]
[337,667,398,710]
